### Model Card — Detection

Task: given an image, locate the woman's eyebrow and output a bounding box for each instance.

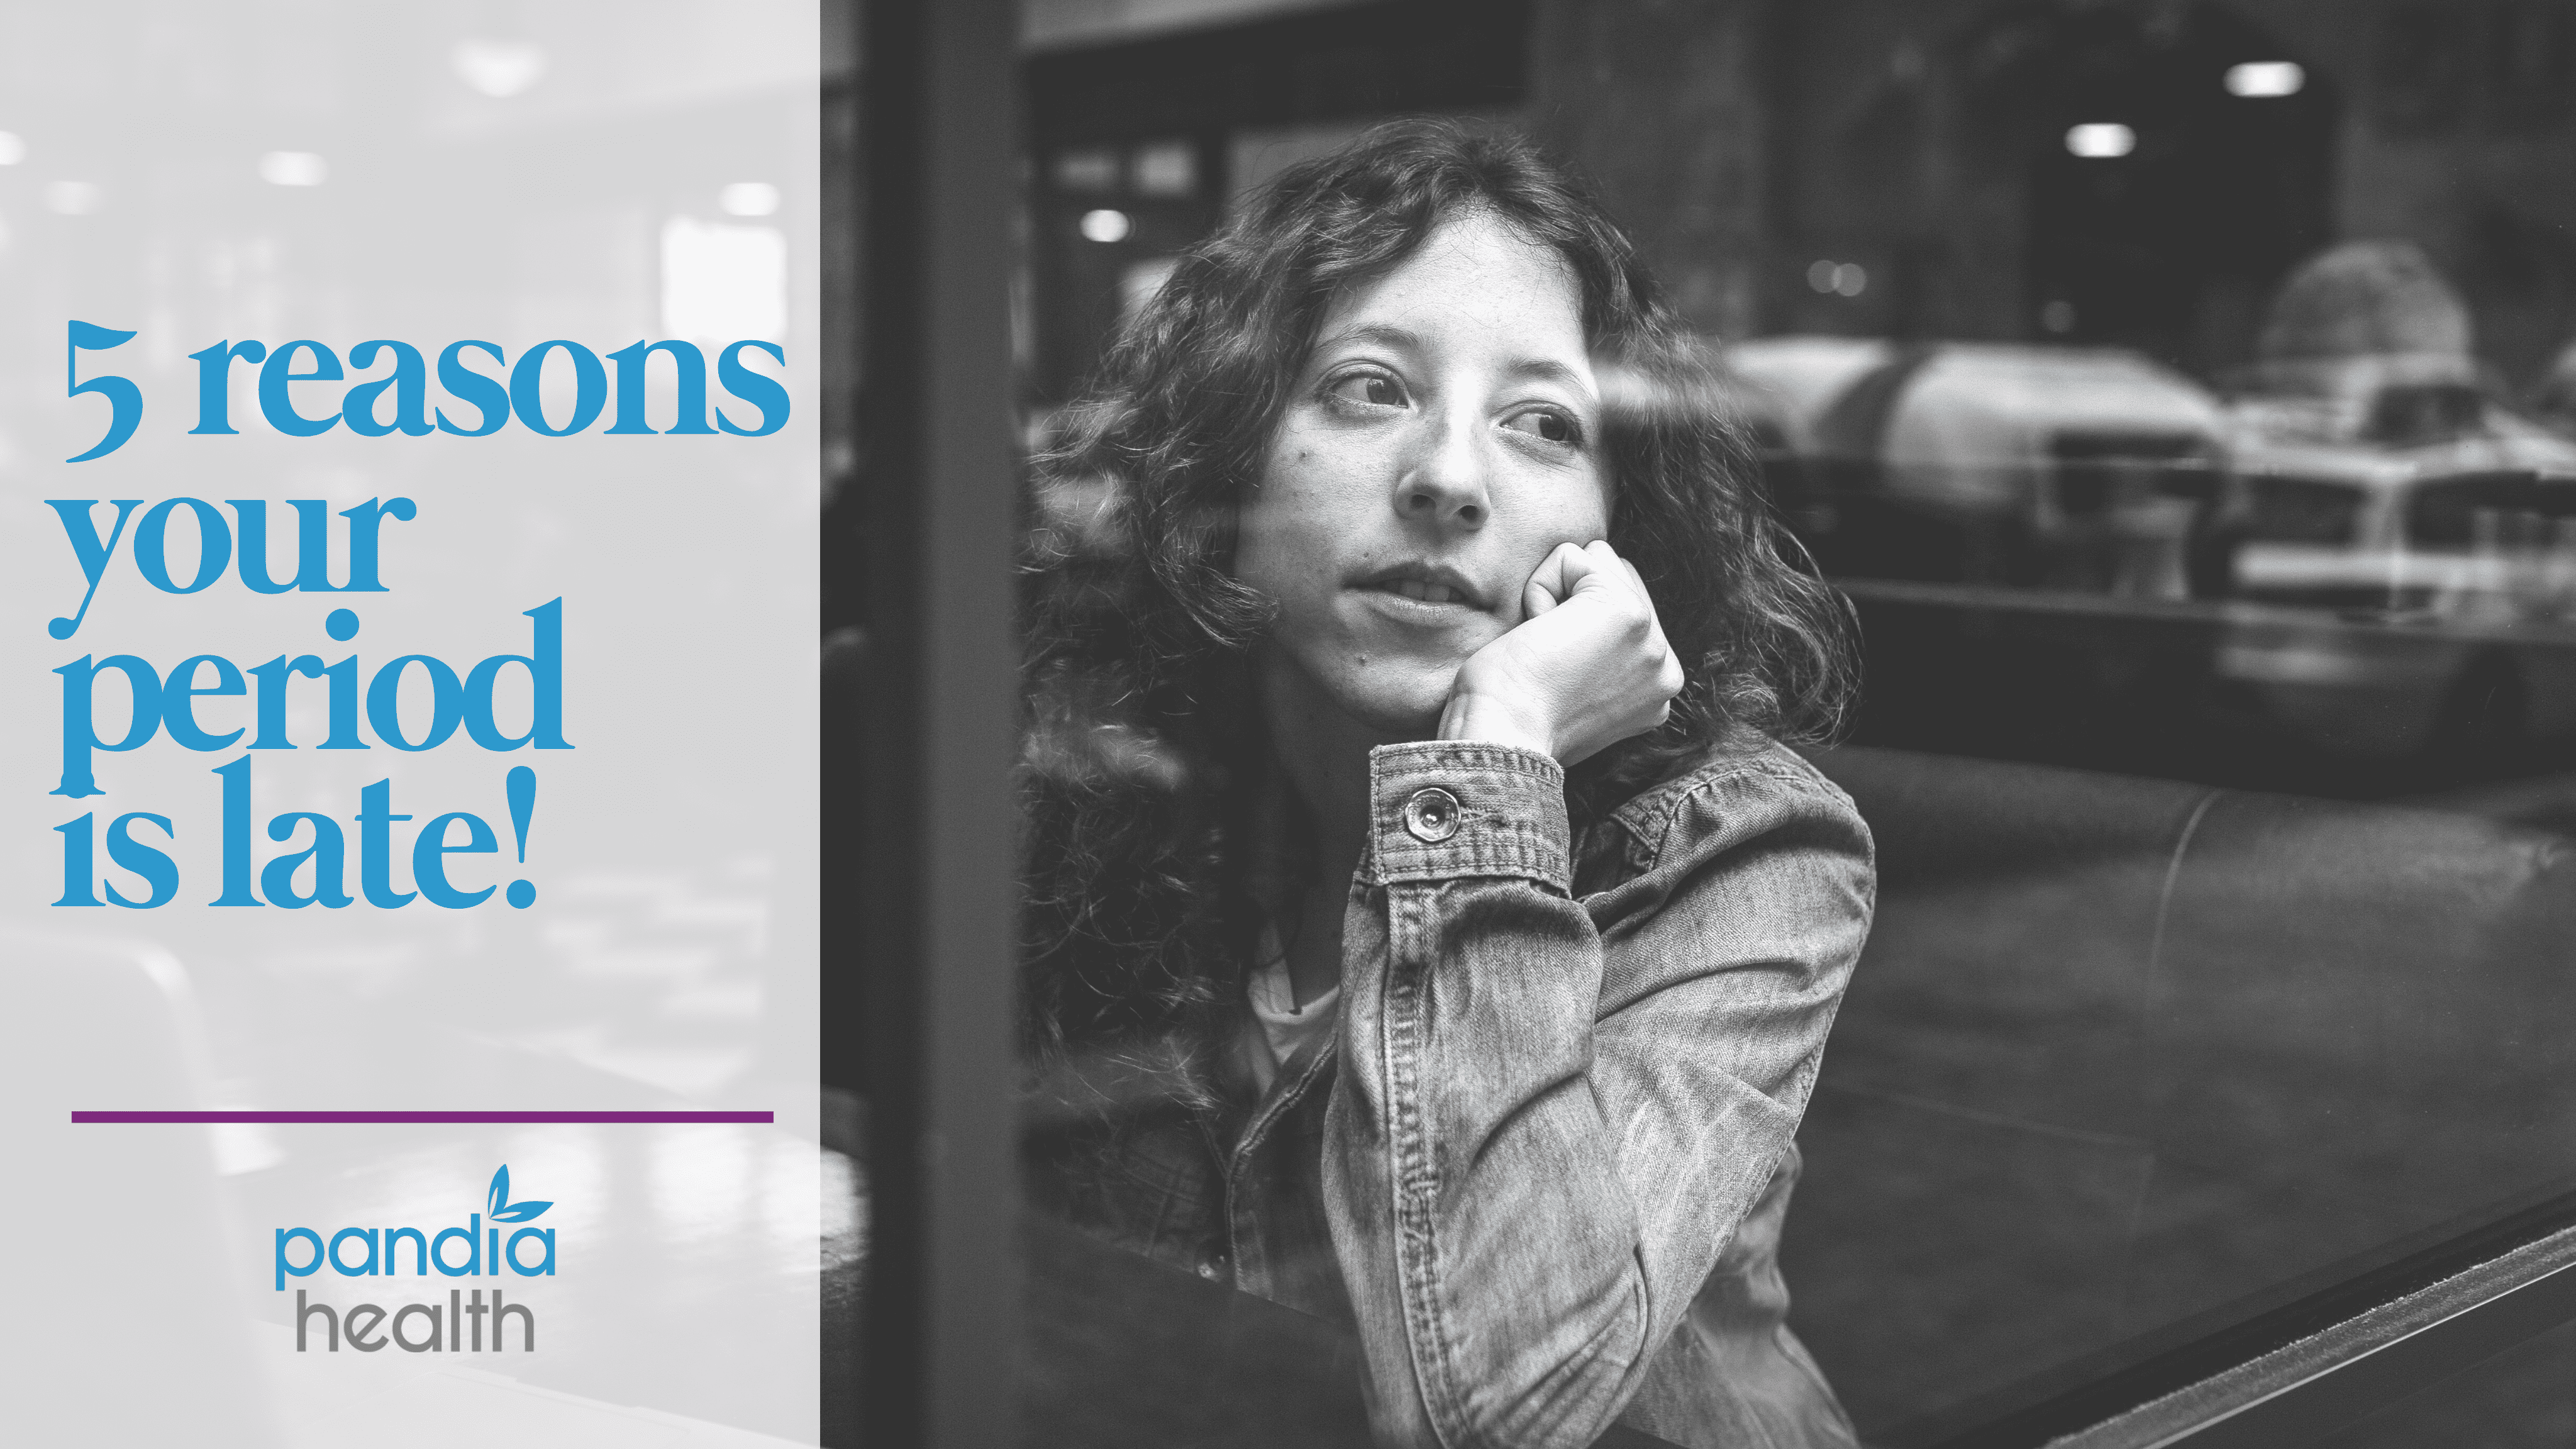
[1314,321,1423,356]
[1502,357,1595,398]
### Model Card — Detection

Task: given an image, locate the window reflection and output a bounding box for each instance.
[994,1,2576,1441]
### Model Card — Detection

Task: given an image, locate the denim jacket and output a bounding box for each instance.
[1036,738,1874,1449]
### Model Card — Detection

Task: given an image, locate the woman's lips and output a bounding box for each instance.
[1350,579,1490,633]
[1352,562,1490,611]
[1383,577,1465,604]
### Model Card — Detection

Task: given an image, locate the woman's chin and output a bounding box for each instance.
[1328,669,1459,740]
[1252,639,1463,744]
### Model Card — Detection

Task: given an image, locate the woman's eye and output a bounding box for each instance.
[1325,372,1406,408]
[1504,409,1581,445]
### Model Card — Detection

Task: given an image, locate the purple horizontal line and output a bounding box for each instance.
[71,1111,775,1124]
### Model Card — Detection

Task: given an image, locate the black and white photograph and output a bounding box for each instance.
[833,2,2576,1446]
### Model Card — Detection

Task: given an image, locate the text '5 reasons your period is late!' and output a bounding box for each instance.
[36,319,790,913]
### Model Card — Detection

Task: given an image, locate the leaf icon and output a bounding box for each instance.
[486,1164,552,1222]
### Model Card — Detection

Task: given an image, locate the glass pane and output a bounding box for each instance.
[2315,1315,2576,1449]
[987,1,2576,1444]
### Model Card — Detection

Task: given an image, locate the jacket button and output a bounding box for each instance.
[1402,787,1461,843]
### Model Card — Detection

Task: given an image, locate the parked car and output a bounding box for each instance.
[1723,335,2576,772]
[1723,337,2224,594]
[2197,392,2576,757]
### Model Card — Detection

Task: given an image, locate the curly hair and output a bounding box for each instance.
[1020,120,1856,1066]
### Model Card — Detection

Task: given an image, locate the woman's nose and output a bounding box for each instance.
[1394,408,1489,528]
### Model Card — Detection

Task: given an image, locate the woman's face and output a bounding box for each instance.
[1236,209,1611,736]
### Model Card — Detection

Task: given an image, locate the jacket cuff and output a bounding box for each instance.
[1364,740,1570,890]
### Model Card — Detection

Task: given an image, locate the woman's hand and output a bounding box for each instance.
[1439,540,1685,765]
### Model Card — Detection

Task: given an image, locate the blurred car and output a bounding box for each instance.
[2197,387,2576,757]
[1721,335,2576,767]
[1723,338,2224,594]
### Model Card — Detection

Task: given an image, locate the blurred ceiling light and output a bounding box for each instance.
[0,131,23,165]
[2065,123,2137,158]
[452,39,547,98]
[1131,140,1196,198]
[45,180,100,216]
[1052,148,1118,193]
[2225,60,2305,97]
[1080,208,1131,243]
[719,182,780,217]
[1806,260,1867,297]
[258,151,327,187]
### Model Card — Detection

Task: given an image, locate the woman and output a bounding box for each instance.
[1021,121,1872,1449]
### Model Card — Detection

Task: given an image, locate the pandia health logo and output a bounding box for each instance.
[275,1165,556,1353]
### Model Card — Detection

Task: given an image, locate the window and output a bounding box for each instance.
[2240,477,2365,547]
[840,2,2576,1444]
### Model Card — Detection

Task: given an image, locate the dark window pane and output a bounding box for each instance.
[2314,1313,2576,1448]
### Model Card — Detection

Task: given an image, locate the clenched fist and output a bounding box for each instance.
[1438,540,1685,765]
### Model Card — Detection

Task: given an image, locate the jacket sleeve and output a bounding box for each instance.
[1323,739,1873,1449]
